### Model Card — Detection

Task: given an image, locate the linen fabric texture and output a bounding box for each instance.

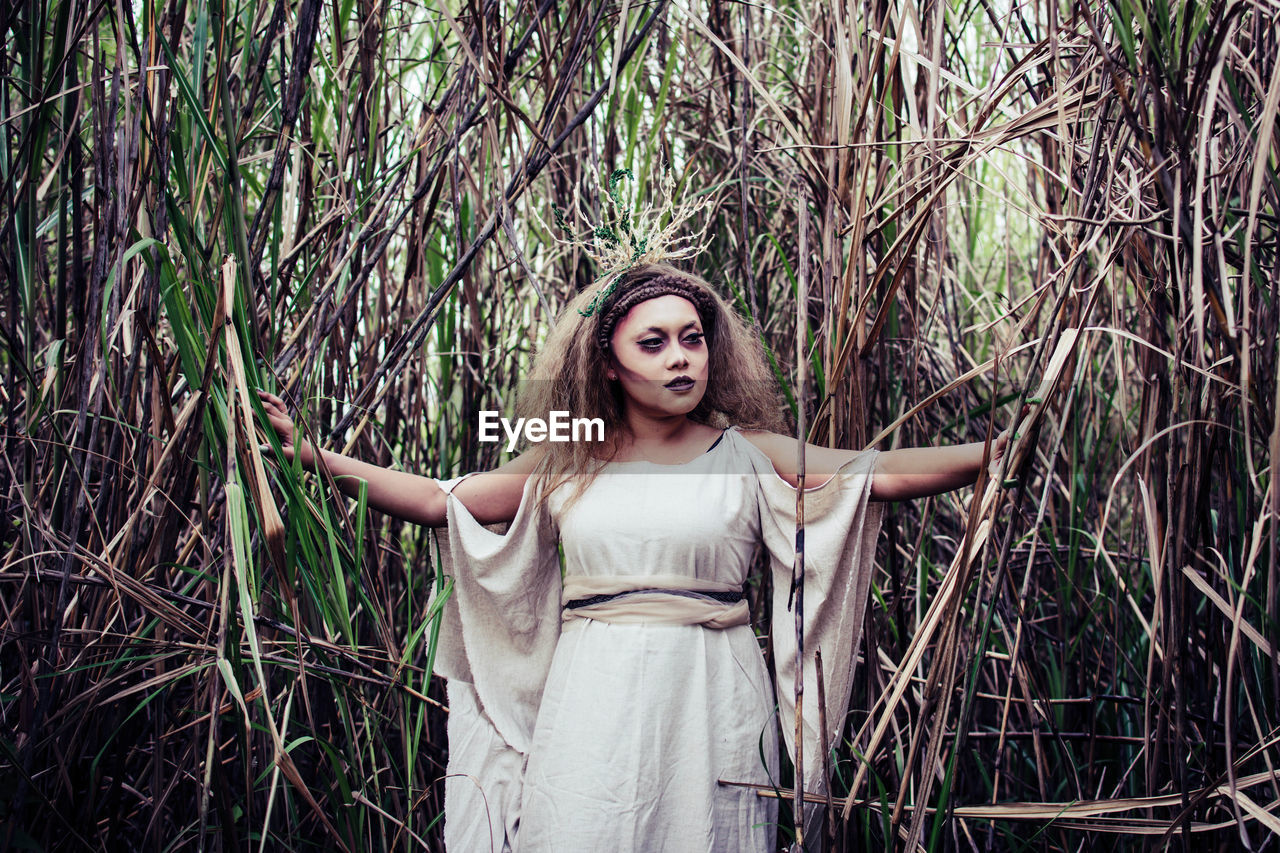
[431,427,882,852]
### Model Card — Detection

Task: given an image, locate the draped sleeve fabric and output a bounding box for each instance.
[429,473,561,852]
[735,430,883,793]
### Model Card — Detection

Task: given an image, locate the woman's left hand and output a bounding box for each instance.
[988,427,1012,479]
[988,404,1030,480]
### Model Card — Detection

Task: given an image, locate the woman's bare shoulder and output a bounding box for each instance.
[735,429,870,488]
[735,430,798,482]
[736,428,793,456]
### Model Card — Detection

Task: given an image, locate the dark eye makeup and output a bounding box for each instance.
[637,329,703,351]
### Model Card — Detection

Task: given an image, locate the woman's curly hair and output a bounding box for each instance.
[518,262,787,497]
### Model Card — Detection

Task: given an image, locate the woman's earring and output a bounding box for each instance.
[607,370,617,381]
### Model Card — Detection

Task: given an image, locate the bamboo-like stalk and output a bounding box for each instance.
[792,179,809,847]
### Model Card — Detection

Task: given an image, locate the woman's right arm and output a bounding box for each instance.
[257,391,535,527]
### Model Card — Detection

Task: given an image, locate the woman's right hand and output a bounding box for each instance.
[257,390,312,466]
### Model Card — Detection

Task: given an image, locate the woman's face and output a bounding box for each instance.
[608,294,709,419]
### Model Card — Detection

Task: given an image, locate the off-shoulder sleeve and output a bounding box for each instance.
[429,473,561,852]
[735,431,883,794]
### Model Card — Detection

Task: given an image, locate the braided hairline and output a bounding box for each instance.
[595,274,719,351]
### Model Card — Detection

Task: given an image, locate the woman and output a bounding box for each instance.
[259,262,1008,852]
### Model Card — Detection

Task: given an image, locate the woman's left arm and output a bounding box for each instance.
[741,427,1008,499]
[741,426,1011,501]
[871,430,1010,501]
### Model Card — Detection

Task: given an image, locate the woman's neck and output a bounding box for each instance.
[615,410,720,463]
[621,410,691,444]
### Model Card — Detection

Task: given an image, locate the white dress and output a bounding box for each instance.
[432,427,881,852]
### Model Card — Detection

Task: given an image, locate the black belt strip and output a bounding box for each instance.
[565,588,744,609]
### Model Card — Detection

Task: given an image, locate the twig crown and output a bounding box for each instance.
[548,167,714,317]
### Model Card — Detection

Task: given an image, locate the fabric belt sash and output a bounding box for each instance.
[560,574,749,629]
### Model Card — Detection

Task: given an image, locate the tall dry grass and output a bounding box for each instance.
[1,0,1277,849]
